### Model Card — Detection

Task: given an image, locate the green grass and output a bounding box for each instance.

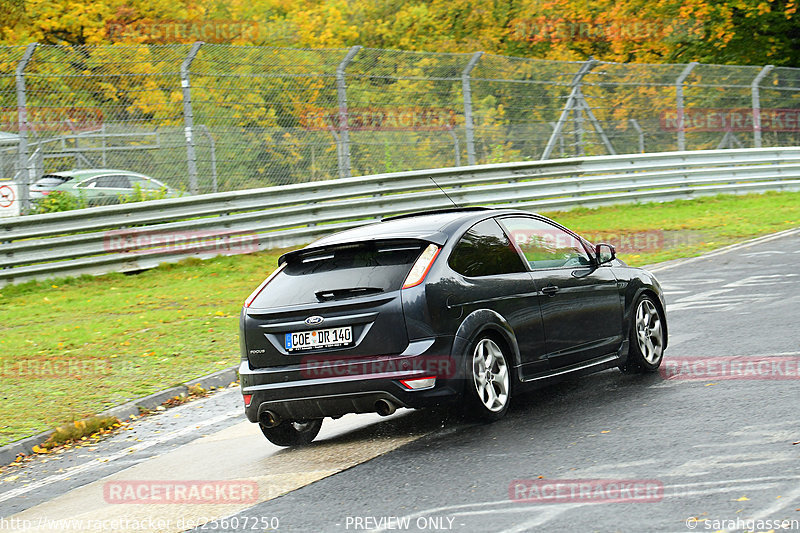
[0,191,798,447]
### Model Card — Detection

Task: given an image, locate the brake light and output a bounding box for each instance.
[244,263,286,308]
[402,244,440,289]
[243,394,252,407]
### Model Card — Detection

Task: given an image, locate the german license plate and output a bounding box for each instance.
[285,326,353,352]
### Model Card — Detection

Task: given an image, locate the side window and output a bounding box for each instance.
[449,219,526,277]
[95,175,131,188]
[500,217,591,270]
[76,177,98,188]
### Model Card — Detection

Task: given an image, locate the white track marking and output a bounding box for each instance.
[646,227,800,273]
[0,409,240,504]
[367,476,800,533]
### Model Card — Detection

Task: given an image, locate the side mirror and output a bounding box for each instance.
[595,243,616,265]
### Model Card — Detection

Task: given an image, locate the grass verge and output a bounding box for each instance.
[1,191,798,446]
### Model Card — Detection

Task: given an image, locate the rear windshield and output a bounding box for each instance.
[251,241,426,308]
[34,175,72,187]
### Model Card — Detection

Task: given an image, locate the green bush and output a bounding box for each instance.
[119,183,172,203]
[33,190,87,213]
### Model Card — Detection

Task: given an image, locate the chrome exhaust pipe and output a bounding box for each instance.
[259,410,281,428]
[375,399,396,416]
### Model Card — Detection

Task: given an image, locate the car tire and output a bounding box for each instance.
[259,419,323,447]
[464,335,512,421]
[621,294,666,373]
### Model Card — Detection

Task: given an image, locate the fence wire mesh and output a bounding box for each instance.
[2,42,800,200]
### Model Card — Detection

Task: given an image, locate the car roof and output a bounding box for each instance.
[278,207,533,264]
[46,169,147,179]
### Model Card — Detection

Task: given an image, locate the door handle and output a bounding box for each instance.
[541,285,559,297]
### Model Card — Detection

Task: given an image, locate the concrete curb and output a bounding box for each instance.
[0,365,239,467]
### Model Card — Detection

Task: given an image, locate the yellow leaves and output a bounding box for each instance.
[735,495,749,501]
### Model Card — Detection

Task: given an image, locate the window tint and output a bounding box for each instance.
[251,241,425,308]
[500,217,591,270]
[95,175,131,188]
[448,219,526,277]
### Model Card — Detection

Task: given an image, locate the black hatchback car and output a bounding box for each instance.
[239,208,667,446]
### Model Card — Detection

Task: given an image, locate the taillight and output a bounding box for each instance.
[243,394,252,407]
[402,244,440,289]
[244,263,286,308]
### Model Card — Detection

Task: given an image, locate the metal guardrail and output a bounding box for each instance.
[2,147,800,286]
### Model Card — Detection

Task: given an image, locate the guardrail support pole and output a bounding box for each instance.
[751,65,774,148]
[336,46,361,179]
[675,62,698,151]
[542,58,597,160]
[181,41,203,195]
[15,43,38,214]
[629,119,644,153]
[462,51,483,165]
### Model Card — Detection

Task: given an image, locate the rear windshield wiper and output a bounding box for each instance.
[315,287,384,302]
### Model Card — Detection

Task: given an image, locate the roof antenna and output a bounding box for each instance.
[429,176,460,208]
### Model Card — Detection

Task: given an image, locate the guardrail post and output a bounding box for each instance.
[198,125,218,193]
[15,43,38,214]
[675,62,698,151]
[181,41,203,195]
[629,119,644,153]
[751,65,774,148]
[542,58,597,160]
[462,52,483,165]
[336,46,361,179]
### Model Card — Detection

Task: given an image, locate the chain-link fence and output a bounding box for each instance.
[2,42,800,207]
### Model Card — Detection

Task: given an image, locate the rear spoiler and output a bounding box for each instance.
[278,232,448,265]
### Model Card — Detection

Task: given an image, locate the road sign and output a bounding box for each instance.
[0,183,20,217]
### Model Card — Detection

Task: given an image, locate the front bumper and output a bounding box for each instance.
[240,336,463,422]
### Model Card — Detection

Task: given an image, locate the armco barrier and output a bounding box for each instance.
[2,147,800,286]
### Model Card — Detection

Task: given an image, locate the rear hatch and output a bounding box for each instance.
[243,240,426,369]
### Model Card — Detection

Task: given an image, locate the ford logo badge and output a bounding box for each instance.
[304,316,324,326]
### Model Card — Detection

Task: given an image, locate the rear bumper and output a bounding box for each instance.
[240,336,463,422]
